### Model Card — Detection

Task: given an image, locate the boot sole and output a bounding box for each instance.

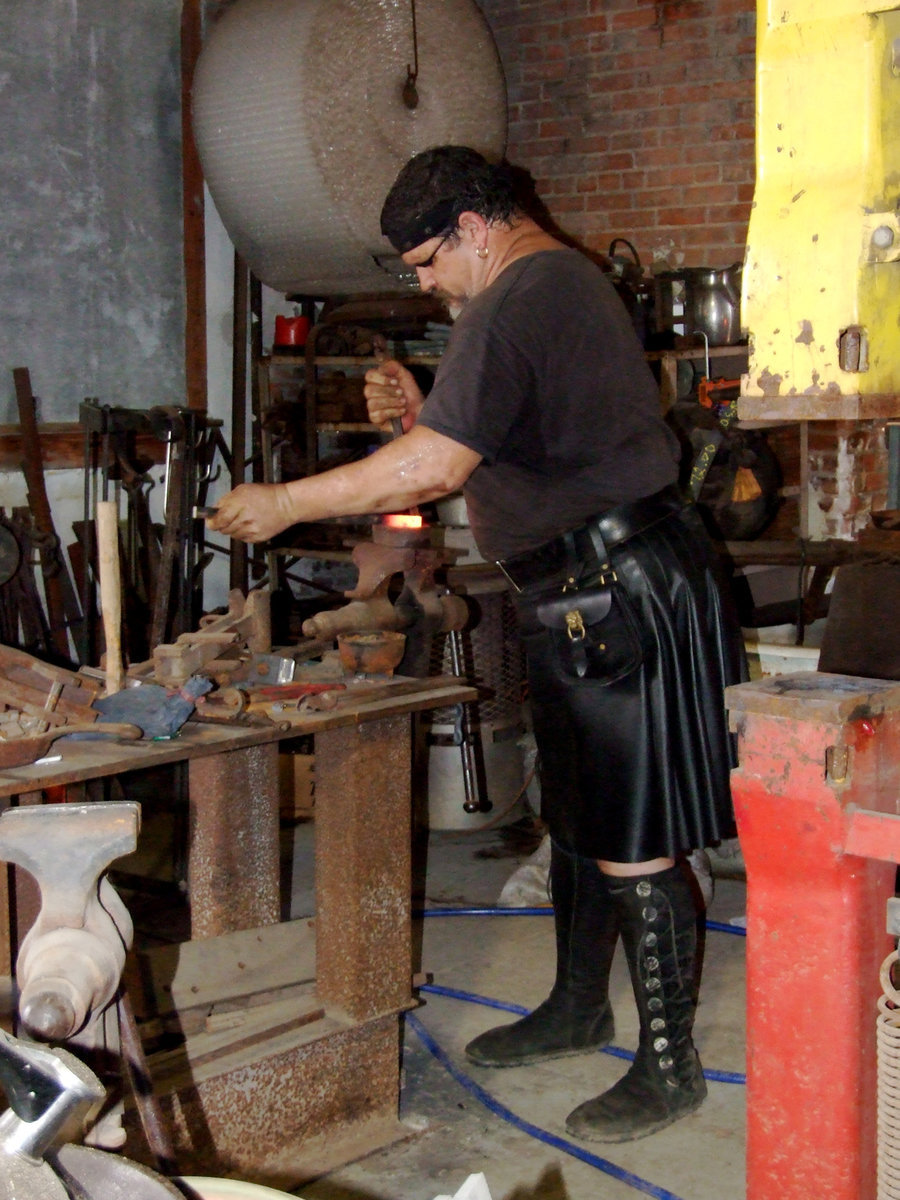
[565,1092,705,1143]
[465,1038,612,1069]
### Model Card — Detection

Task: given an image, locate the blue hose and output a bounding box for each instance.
[403,892,745,1192]
[406,1010,689,1200]
[706,918,747,938]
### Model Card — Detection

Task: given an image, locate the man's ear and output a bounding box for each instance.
[455,211,489,243]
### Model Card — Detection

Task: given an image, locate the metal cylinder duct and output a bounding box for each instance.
[192,0,507,296]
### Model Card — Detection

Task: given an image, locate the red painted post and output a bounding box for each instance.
[726,672,900,1200]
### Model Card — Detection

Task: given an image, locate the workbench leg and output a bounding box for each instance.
[187,743,280,939]
[314,715,412,1021]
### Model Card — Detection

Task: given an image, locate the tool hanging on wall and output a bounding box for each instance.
[79,401,229,666]
[11,367,83,663]
[0,509,56,659]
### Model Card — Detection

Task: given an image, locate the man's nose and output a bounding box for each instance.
[416,267,436,292]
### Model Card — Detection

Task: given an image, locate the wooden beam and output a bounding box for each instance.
[0,426,166,471]
[181,0,207,411]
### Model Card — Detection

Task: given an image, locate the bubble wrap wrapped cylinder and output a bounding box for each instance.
[192,0,508,296]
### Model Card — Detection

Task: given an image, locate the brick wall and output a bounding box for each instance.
[478,0,756,270]
[475,0,891,540]
[807,421,889,541]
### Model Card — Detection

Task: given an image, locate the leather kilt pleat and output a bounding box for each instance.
[513,504,745,862]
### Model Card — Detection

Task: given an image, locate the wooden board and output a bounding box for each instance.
[126,918,317,1021]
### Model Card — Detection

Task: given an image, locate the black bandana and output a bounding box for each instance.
[381,197,459,254]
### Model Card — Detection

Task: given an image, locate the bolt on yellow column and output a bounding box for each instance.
[741,0,900,421]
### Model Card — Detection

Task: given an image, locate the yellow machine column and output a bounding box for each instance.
[741,0,900,422]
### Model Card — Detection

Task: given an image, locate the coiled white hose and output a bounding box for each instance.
[877,949,900,1199]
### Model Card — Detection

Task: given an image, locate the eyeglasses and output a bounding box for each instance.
[412,232,453,270]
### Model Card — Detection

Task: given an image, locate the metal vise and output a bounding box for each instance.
[0,802,140,1149]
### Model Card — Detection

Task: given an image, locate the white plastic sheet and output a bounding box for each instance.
[431,1172,493,1200]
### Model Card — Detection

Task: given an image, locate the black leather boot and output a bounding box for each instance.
[465,842,617,1067]
[565,863,706,1142]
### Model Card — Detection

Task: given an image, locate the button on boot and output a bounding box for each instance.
[465,843,617,1067]
[565,863,706,1141]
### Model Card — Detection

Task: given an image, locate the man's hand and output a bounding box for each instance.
[206,482,296,544]
[364,359,424,432]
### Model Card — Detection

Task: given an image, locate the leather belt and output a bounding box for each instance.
[496,484,686,593]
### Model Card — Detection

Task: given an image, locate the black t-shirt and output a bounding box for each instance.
[417,248,680,561]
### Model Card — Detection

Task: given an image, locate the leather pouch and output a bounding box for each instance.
[535,584,643,682]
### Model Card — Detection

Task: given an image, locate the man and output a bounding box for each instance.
[209,145,744,1144]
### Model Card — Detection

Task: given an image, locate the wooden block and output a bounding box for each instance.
[279,751,315,820]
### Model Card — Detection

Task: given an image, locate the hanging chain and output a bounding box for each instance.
[402,0,419,109]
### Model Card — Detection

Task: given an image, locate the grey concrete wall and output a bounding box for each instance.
[0,0,185,424]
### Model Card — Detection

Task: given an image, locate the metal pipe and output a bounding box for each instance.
[447,626,483,814]
[117,990,179,1176]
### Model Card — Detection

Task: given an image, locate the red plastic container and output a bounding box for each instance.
[274,315,309,348]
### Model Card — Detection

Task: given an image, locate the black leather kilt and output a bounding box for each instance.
[501,487,745,861]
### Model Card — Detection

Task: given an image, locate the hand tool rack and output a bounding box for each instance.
[78,400,230,665]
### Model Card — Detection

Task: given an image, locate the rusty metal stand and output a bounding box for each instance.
[726,671,900,1200]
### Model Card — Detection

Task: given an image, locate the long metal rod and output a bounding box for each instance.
[230,252,249,592]
[447,627,483,814]
[117,988,178,1176]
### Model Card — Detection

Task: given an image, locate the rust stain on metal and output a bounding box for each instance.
[188,742,280,939]
[756,368,784,395]
[314,717,412,1022]
[147,1018,402,1182]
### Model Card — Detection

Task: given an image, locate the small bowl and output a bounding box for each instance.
[337,631,407,676]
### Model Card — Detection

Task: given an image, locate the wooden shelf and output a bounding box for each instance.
[645,344,749,363]
[269,354,442,368]
[0,423,167,470]
[647,344,749,410]
[315,422,381,433]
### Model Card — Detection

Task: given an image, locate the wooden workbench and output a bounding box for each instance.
[0,673,476,1187]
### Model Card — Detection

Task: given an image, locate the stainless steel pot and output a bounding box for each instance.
[682,264,743,346]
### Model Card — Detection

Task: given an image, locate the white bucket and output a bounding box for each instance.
[426,722,526,830]
[744,639,820,678]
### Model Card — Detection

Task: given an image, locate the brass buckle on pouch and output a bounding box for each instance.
[563,561,617,643]
[565,608,587,642]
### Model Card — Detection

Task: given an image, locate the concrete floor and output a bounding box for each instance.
[286,824,748,1200]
